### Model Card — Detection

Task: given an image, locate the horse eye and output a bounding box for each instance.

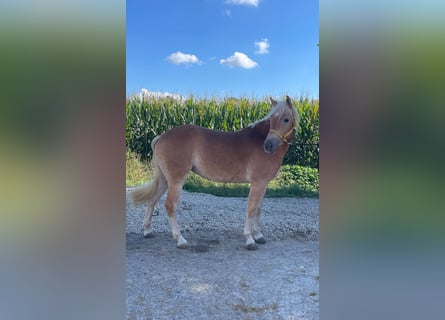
[283,118,289,123]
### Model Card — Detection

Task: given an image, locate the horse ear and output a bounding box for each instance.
[270,97,278,107]
[286,95,293,108]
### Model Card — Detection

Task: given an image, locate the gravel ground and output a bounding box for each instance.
[126,188,319,320]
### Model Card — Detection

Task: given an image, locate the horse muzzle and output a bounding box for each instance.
[264,137,280,154]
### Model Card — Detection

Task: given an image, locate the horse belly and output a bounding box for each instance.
[191,154,250,183]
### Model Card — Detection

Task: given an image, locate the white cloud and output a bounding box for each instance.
[140,88,184,102]
[220,52,258,69]
[226,0,259,7]
[166,51,201,65]
[254,38,270,54]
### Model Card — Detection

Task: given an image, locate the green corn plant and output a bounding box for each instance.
[126,95,319,168]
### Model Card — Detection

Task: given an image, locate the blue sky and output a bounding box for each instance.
[126,0,318,98]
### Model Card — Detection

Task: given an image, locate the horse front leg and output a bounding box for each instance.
[244,182,267,250]
[252,213,266,244]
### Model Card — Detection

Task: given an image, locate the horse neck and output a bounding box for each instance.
[240,119,290,159]
[246,119,270,138]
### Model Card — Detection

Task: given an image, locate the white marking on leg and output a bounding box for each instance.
[251,214,260,234]
[244,217,258,249]
[168,216,188,248]
[143,205,154,236]
[254,232,264,241]
[177,233,188,248]
[244,217,253,239]
[143,226,153,237]
[252,215,265,242]
[246,235,255,247]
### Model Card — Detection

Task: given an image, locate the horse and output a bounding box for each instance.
[131,96,299,250]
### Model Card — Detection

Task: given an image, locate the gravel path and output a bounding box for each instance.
[126,189,319,320]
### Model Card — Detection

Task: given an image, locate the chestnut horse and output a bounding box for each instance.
[131,96,299,250]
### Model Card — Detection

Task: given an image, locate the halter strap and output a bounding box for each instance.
[269,127,295,144]
[267,107,298,144]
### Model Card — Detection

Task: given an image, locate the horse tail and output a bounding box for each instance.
[130,136,166,205]
[151,135,161,151]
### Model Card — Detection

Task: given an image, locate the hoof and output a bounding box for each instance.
[255,237,266,244]
[246,243,258,250]
[176,234,188,249]
[177,242,189,249]
[143,232,154,238]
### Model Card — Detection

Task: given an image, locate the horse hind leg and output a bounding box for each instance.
[164,182,188,249]
[131,162,168,238]
[142,175,167,238]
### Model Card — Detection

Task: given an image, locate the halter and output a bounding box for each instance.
[268,128,295,144]
[268,114,296,144]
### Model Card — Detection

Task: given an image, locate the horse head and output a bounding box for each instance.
[264,96,299,154]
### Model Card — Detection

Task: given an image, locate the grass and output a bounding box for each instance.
[184,171,318,198]
[126,151,319,198]
[126,150,151,186]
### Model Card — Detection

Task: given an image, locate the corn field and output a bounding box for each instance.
[126,96,319,168]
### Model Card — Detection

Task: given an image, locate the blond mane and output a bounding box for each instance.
[249,97,299,128]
